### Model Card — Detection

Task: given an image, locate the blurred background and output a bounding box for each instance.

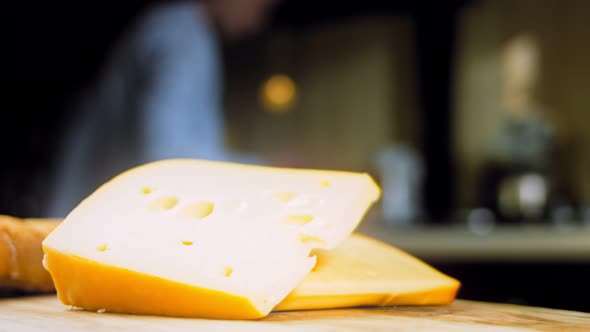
[2,0,589,311]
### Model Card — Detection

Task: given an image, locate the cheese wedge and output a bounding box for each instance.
[277,233,460,311]
[42,159,380,319]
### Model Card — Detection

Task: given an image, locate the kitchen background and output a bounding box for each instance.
[3,0,589,311]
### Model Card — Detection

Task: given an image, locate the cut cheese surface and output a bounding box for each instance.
[42,159,380,319]
[277,233,460,311]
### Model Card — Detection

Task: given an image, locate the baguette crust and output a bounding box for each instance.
[0,215,60,292]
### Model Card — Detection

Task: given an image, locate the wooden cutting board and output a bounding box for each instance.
[1,296,588,331]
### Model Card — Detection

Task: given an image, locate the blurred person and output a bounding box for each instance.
[46,0,277,218]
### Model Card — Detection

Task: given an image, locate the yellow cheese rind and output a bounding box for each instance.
[276,234,460,311]
[43,248,265,319]
[43,159,380,318]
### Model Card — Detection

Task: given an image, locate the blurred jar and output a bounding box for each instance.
[375,144,424,227]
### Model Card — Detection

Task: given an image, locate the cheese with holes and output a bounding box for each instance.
[42,159,380,319]
[277,233,460,311]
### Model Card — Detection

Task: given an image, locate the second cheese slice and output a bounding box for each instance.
[43,159,380,319]
[277,233,460,311]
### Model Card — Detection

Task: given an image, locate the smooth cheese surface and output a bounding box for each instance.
[276,233,460,311]
[43,159,380,319]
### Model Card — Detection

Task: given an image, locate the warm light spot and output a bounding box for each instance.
[319,180,331,187]
[260,74,297,114]
[181,201,215,219]
[181,240,193,246]
[141,187,153,195]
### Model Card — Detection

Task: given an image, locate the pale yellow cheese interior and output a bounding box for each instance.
[43,159,380,319]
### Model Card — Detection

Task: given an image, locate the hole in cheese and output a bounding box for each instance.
[149,196,179,211]
[283,214,314,226]
[180,201,215,219]
[181,240,193,246]
[319,180,331,187]
[96,244,108,252]
[272,192,296,202]
[141,187,153,195]
[299,233,325,246]
[224,266,233,277]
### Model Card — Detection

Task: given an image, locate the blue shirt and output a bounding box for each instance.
[47,2,257,217]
